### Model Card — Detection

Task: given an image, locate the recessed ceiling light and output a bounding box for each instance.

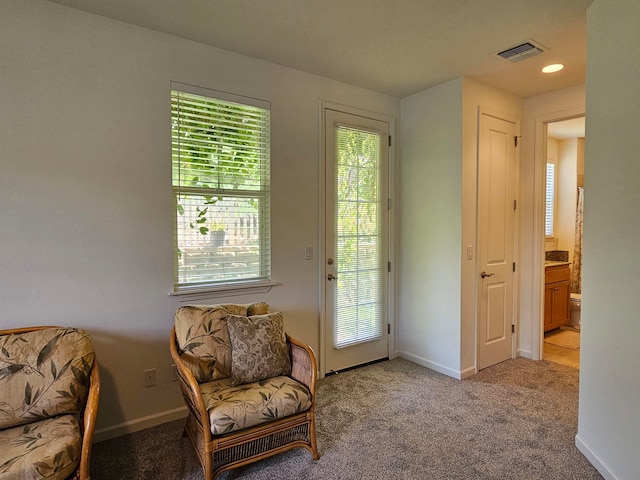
[542,63,565,73]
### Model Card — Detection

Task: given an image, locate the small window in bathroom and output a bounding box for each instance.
[545,161,556,236]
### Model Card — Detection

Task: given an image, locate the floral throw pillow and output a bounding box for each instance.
[226,312,291,386]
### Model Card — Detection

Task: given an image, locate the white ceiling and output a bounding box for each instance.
[45,0,593,99]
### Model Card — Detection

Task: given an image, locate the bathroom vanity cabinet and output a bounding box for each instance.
[544,262,571,332]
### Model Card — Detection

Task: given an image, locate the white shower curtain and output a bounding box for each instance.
[570,186,584,294]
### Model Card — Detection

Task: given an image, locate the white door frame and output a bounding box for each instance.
[318,100,396,377]
[532,107,585,360]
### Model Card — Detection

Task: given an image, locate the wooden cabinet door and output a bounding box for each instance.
[544,265,571,332]
[544,284,554,331]
[551,280,570,328]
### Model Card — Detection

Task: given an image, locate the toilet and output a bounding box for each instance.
[570,293,581,327]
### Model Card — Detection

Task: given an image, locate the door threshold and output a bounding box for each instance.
[325,357,389,376]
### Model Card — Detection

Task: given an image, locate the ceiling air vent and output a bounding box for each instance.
[497,41,544,63]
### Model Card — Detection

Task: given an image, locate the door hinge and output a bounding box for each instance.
[388,261,391,272]
[388,135,392,147]
[514,135,520,147]
[511,324,515,334]
[512,262,516,272]
[388,324,391,335]
[388,198,392,210]
[513,199,517,211]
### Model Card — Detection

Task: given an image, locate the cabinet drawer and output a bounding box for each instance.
[545,266,570,284]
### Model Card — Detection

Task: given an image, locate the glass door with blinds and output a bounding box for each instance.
[324,108,389,373]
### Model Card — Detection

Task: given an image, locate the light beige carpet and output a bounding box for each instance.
[90,358,602,480]
[544,329,581,349]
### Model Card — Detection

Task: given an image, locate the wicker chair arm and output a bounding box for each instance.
[169,327,211,441]
[286,334,317,397]
[78,358,100,480]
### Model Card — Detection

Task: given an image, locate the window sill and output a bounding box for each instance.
[169,281,278,302]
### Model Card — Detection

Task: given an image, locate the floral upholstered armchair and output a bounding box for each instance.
[169,303,319,480]
[0,326,100,480]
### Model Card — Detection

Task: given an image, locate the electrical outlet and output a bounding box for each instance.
[170,364,178,382]
[144,368,156,387]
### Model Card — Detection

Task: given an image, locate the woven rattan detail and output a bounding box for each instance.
[213,424,310,467]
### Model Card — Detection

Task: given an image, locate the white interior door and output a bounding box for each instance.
[477,111,517,370]
[324,108,389,374]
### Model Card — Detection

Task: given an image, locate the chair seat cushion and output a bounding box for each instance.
[0,414,81,480]
[201,376,312,435]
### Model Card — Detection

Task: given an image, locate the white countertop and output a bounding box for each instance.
[545,260,571,267]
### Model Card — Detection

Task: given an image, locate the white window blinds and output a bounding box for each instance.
[171,83,271,290]
[545,162,555,236]
[334,125,384,348]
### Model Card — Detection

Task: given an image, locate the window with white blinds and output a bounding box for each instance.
[171,83,271,291]
[545,162,556,236]
[334,125,383,348]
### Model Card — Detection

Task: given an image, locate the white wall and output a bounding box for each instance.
[0,0,400,438]
[546,135,585,264]
[577,1,640,478]
[545,138,559,252]
[577,138,585,186]
[519,84,585,359]
[398,78,521,378]
[398,78,463,377]
[557,138,579,265]
[547,137,559,165]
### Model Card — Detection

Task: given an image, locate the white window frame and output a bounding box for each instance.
[169,82,275,297]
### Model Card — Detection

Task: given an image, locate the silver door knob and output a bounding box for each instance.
[480,271,495,278]
[327,273,338,281]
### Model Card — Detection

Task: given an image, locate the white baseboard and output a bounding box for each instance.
[398,351,462,380]
[575,434,620,480]
[517,348,533,359]
[94,406,188,443]
[459,365,476,379]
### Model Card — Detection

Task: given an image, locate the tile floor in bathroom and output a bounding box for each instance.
[543,326,580,369]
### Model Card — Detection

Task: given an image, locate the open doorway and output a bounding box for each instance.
[542,116,584,369]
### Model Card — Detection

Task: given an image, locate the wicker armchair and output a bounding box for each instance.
[0,326,100,480]
[170,304,319,480]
